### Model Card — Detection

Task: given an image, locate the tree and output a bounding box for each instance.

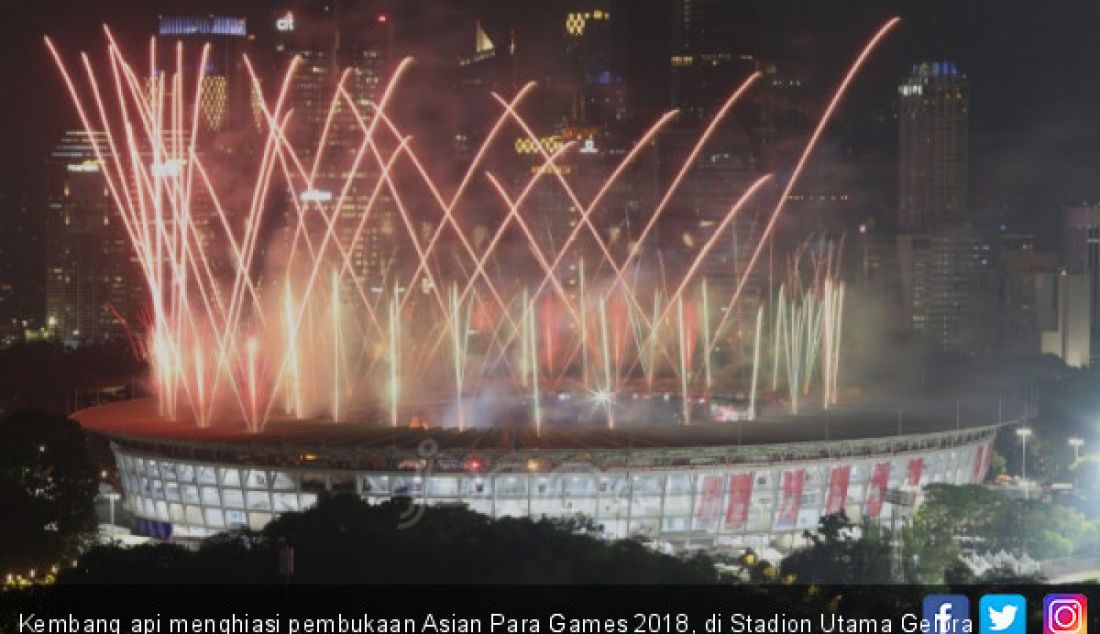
[942,559,977,585]
[61,495,720,584]
[1069,455,1098,507]
[905,483,1100,583]
[777,514,924,621]
[0,410,99,574]
[780,513,892,585]
[989,452,1007,479]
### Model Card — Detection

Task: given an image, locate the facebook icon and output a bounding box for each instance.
[924,595,972,634]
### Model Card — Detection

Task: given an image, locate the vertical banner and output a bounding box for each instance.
[824,465,851,516]
[724,473,753,527]
[972,444,986,483]
[696,475,724,522]
[908,457,924,487]
[865,461,891,518]
[979,440,994,482]
[773,469,805,530]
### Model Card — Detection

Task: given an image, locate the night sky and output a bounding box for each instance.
[4,0,1100,235]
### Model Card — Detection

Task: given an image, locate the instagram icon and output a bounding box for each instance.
[1044,595,1087,634]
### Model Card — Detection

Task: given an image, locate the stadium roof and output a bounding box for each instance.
[75,399,1004,472]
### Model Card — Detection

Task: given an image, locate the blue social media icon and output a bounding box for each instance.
[981,595,1027,634]
[924,595,972,634]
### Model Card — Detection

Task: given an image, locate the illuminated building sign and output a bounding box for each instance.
[158,16,247,38]
[150,159,185,177]
[300,189,333,203]
[514,135,564,155]
[530,165,571,176]
[565,10,610,37]
[66,161,101,173]
[275,12,294,32]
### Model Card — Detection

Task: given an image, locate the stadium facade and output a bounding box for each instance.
[78,400,997,552]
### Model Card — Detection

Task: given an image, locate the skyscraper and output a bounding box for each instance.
[275,3,396,290]
[897,231,995,353]
[895,62,988,353]
[45,132,140,345]
[563,1,627,130]
[998,236,1057,357]
[898,62,969,231]
[1038,272,1091,368]
[669,0,756,123]
[454,20,515,161]
[155,15,259,281]
[1063,204,1100,361]
[0,193,41,342]
[156,16,252,135]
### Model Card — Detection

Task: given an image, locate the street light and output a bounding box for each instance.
[1016,427,1033,498]
[106,491,120,525]
[1069,437,1085,462]
[98,483,120,526]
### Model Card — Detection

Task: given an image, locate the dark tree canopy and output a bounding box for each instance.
[60,495,718,584]
[780,513,893,585]
[0,410,99,573]
[909,483,1098,566]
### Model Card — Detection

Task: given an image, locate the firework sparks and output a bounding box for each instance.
[45,19,896,432]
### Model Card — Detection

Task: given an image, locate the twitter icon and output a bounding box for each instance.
[981,594,1027,634]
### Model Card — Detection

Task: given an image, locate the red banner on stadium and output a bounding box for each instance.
[908,458,923,487]
[865,461,891,518]
[979,440,994,482]
[774,469,804,530]
[696,475,724,522]
[972,444,986,483]
[824,465,851,516]
[725,473,753,527]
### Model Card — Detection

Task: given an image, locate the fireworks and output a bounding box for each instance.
[46,19,898,432]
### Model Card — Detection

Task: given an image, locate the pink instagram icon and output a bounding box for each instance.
[1044,594,1087,634]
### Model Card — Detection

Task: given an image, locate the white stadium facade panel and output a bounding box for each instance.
[106,424,997,550]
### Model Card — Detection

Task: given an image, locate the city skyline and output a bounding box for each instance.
[5,0,1100,212]
[10,1,1100,360]
[1,0,1098,590]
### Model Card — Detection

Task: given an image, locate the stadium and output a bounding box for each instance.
[76,398,998,553]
